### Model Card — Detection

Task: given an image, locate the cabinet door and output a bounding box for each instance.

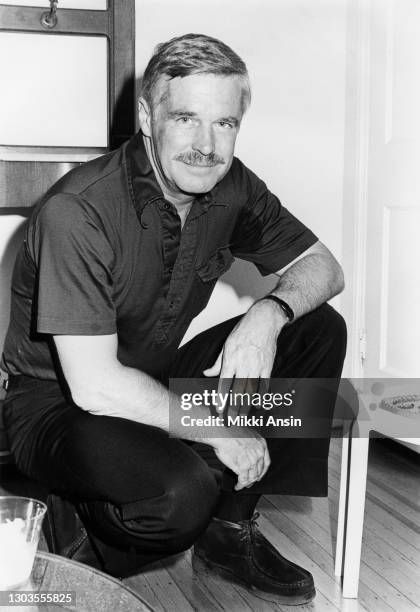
[0,0,135,165]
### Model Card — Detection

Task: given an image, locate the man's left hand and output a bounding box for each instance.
[203,300,288,380]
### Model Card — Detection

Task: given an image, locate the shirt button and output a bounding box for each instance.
[169,301,174,308]
[163,202,171,210]
[168,267,173,274]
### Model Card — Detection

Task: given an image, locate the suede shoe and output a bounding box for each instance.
[43,493,105,571]
[44,494,151,579]
[193,513,316,605]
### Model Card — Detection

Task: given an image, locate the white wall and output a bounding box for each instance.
[135,0,347,346]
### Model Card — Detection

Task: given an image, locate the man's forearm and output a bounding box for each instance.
[270,252,344,320]
[253,252,344,333]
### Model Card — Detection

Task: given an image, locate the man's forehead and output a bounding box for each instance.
[154,73,244,115]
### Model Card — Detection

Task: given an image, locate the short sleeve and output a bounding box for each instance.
[29,193,117,335]
[230,166,318,275]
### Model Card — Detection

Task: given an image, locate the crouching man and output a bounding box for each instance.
[1,33,346,605]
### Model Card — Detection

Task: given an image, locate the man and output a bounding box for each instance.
[1,34,346,604]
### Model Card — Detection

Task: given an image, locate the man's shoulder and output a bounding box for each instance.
[48,145,127,200]
[29,143,131,231]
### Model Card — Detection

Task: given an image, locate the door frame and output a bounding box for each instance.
[342,0,371,378]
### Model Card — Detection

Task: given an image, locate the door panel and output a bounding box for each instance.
[380,205,420,376]
[364,0,420,377]
[385,0,420,142]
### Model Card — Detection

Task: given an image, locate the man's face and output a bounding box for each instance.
[140,73,244,197]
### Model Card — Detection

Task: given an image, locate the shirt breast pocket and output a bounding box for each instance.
[192,246,235,314]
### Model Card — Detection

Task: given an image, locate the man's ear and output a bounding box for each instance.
[138,97,152,137]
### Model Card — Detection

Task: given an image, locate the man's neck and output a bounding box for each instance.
[159,185,194,229]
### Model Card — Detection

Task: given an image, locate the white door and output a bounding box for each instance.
[362,0,420,378]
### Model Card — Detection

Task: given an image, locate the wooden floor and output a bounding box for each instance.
[121,437,420,612]
[1,436,419,611]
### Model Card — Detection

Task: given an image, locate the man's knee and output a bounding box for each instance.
[316,303,347,347]
[83,458,220,556]
[160,466,220,553]
[272,303,347,378]
[293,303,347,352]
[302,304,347,375]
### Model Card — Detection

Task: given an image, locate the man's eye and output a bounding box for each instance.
[218,121,233,129]
[178,116,193,124]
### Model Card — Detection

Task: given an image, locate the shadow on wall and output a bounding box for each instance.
[222,258,277,299]
[0,210,31,351]
[181,258,278,345]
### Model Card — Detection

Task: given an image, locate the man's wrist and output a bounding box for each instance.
[255,295,294,324]
[250,297,289,333]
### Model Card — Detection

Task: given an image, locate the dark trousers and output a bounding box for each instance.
[3,303,346,566]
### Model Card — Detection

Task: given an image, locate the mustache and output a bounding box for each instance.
[174,151,225,167]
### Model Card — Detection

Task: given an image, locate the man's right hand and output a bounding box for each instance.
[211,432,271,490]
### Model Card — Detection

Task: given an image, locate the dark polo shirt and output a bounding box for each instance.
[2,132,317,380]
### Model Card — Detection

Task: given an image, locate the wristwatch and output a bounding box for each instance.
[258,295,294,323]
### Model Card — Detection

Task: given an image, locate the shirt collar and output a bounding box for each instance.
[125,131,162,217]
[124,131,227,223]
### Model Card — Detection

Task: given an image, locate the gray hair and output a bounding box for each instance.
[142,33,251,113]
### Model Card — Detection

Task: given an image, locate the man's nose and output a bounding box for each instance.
[192,124,215,156]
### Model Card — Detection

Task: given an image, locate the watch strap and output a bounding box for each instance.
[258,295,294,323]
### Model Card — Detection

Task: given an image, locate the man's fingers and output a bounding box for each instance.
[235,470,259,490]
[235,444,267,490]
[235,480,246,491]
[235,473,256,491]
[255,454,265,479]
[203,350,223,377]
[214,375,233,415]
[227,377,247,417]
[219,360,236,382]
[226,377,261,417]
[258,446,271,480]
[258,377,270,395]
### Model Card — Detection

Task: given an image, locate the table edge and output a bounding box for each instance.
[36,551,153,610]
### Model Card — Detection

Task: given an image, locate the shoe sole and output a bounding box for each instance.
[192,553,316,606]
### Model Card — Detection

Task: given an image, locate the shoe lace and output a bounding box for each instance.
[250,511,260,528]
[239,512,260,542]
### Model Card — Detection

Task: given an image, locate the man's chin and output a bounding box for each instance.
[175,168,225,195]
[176,176,219,195]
